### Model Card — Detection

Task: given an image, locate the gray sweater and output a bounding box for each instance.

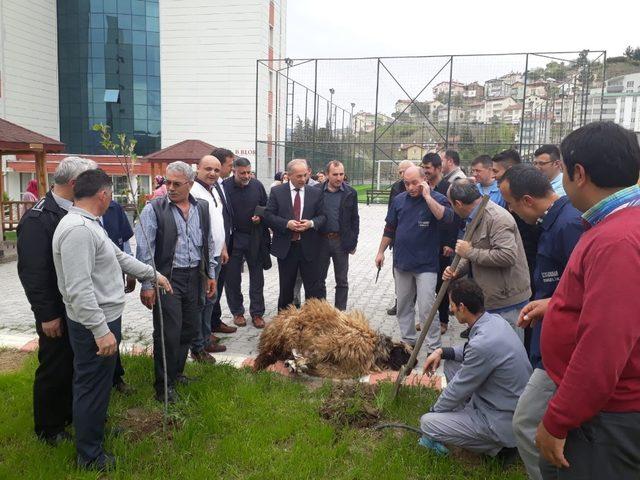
[52,206,156,339]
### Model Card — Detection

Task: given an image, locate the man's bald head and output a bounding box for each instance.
[403,166,427,197]
[197,155,221,186]
[397,160,416,179]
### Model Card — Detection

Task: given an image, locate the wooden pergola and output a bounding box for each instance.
[0,118,65,197]
[142,139,216,178]
[0,118,65,238]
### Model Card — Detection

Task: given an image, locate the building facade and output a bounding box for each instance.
[57,0,161,156]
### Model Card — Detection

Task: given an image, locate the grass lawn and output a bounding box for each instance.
[0,353,525,479]
[351,184,391,204]
[3,231,17,242]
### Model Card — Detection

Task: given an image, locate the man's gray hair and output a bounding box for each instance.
[166,161,196,182]
[287,158,308,173]
[53,156,97,185]
[449,178,481,204]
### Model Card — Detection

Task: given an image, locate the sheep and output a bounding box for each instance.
[254,299,412,379]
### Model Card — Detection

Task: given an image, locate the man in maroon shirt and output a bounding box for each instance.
[534,121,640,479]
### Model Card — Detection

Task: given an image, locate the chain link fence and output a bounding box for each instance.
[256,51,606,188]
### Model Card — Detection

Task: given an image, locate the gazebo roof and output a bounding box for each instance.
[143,139,216,164]
[0,118,65,153]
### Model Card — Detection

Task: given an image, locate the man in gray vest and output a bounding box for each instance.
[136,161,218,403]
[420,278,531,463]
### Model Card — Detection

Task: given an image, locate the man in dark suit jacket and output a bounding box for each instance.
[265,158,327,311]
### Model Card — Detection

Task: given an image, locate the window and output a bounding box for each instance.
[104,89,120,102]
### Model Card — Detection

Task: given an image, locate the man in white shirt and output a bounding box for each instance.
[190,155,228,357]
[533,145,565,196]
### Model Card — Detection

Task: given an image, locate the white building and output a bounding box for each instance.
[0,0,59,139]
[585,73,640,132]
[160,0,287,182]
[0,0,60,200]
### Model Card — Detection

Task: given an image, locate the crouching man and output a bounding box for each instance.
[420,278,531,461]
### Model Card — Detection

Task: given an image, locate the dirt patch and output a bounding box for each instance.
[0,349,29,374]
[118,408,183,441]
[319,382,381,428]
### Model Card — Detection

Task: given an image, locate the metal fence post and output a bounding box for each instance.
[519,53,529,154]
[444,56,454,148]
[312,59,318,165]
[372,58,381,190]
[600,51,607,121]
[255,60,259,176]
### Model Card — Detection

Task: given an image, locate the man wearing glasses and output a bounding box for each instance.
[533,145,565,196]
[136,161,218,403]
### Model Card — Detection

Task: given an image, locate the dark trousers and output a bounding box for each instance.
[277,242,325,311]
[67,317,121,463]
[436,254,452,324]
[225,246,265,317]
[33,319,74,438]
[319,237,350,311]
[211,263,227,330]
[541,412,640,480]
[152,268,201,394]
[112,350,125,386]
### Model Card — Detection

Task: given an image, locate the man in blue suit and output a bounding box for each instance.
[264,158,326,311]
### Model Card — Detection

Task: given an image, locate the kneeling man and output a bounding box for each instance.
[420,279,531,458]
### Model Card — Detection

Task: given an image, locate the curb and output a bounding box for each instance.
[2,335,444,390]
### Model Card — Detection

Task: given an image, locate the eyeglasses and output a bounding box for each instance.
[532,160,554,167]
[165,180,189,188]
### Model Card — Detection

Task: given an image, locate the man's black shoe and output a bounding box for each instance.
[77,452,116,471]
[113,380,135,395]
[155,387,177,404]
[460,327,470,339]
[39,430,72,446]
[495,447,519,468]
[387,300,397,316]
[176,374,199,385]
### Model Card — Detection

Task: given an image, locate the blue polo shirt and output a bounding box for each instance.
[477,180,506,208]
[384,191,453,273]
[101,200,133,251]
[530,196,583,369]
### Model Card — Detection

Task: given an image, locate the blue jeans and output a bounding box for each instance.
[191,256,221,353]
[67,317,121,463]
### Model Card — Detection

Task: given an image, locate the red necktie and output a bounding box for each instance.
[292,188,301,241]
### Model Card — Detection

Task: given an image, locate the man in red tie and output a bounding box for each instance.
[264,159,327,310]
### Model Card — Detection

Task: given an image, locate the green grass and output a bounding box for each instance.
[3,231,17,241]
[351,184,391,204]
[0,354,525,479]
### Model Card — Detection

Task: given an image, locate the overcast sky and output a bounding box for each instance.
[283,1,639,115]
[287,0,638,59]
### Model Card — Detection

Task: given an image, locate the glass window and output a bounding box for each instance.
[133,75,147,90]
[103,0,116,13]
[148,120,160,135]
[132,15,145,30]
[119,59,133,75]
[118,29,132,44]
[94,102,107,118]
[134,117,148,132]
[132,45,146,60]
[147,32,159,46]
[117,0,131,14]
[112,175,130,203]
[91,58,105,74]
[134,104,148,119]
[147,61,159,76]
[148,76,160,91]
[147,18,159,33]
[146,2,159,18]
[132,31,146,45]
[133,89,147,105]
[148,105,160,120]
[90,13,104,28]
[133,60,146,76]
[131,0,145,15]
[118,13,131,29]
[104,89,120,102]
[147,90,160,106]
[146,45,159,62]
[91,28,105,44]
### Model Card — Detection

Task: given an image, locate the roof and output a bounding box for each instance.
[143,139,216,164]
[0,118,65,153]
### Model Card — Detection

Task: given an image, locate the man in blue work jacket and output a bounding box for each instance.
[499,164,583,480]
